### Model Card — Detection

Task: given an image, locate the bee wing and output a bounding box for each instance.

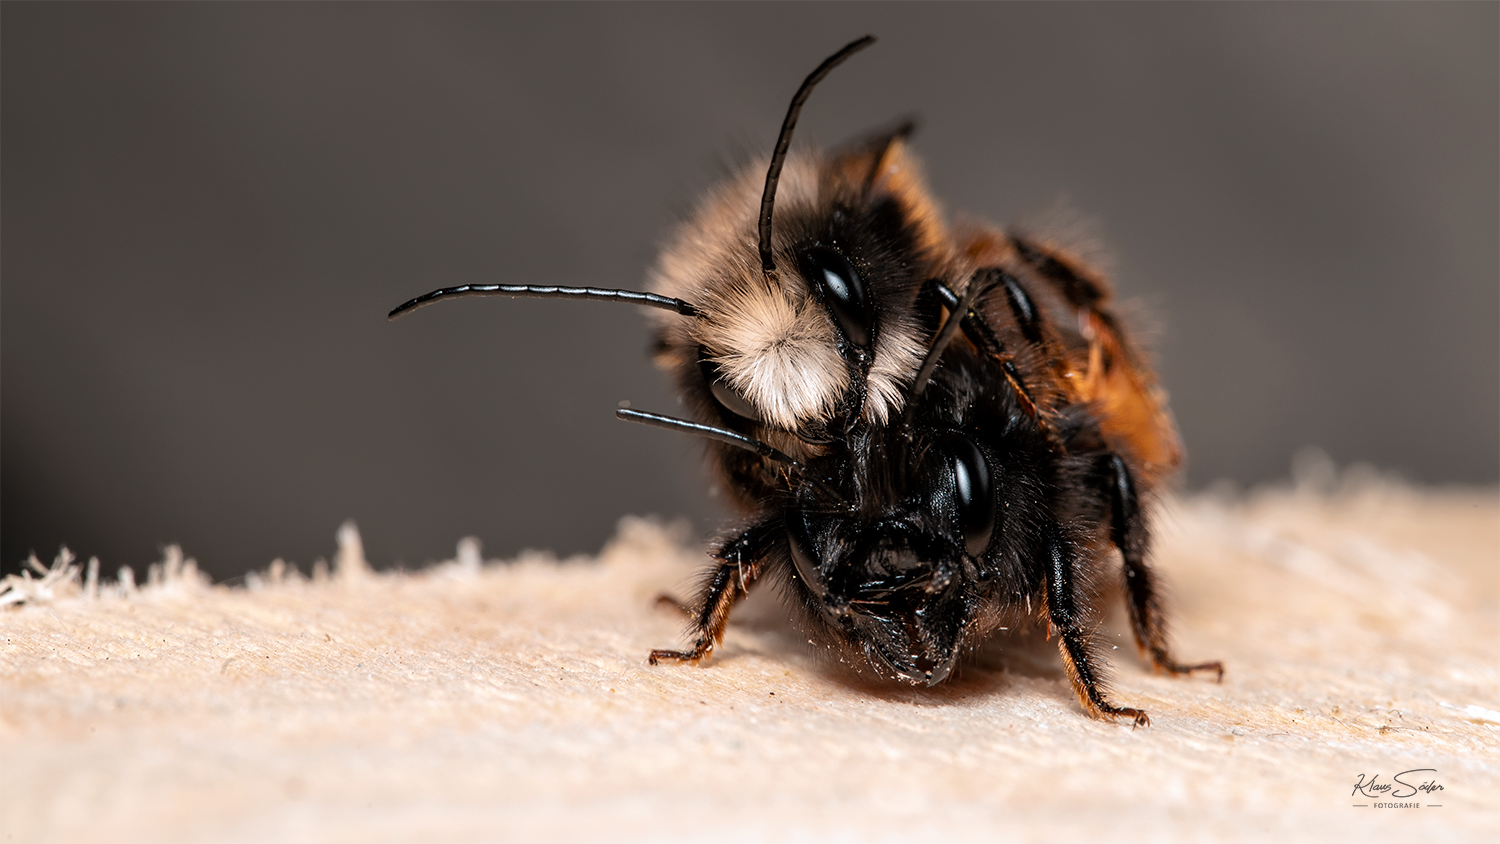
[824,122,952,263]
[826,118,916,191]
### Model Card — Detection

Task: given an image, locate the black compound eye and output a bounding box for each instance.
[798,244,874,350]
[699,351,762,423]
[936,431,995,558]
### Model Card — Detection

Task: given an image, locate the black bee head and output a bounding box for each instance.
[785,429,997,685]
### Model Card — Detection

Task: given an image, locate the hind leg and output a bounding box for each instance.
[1104,454,1223,680]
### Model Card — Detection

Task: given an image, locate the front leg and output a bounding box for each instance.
[649,520,779,666]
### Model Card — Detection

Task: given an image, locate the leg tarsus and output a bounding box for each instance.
[1092,696,1151,729]
[649,644,712,666]
[1054,634,1151,728]
[1151,655,1225,682]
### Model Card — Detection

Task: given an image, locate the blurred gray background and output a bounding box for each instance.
[5,3,1496,581]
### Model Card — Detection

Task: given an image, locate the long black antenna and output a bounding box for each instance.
[758,35,877,277]
[617,408,846,504]
[908,272,987,405]
[616,408,797,465]
[388,284,699,321]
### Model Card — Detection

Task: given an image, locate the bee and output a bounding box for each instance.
[390,36,1221,725]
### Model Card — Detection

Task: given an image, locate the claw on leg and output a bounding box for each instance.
[648,641,713,666]
[1153,656,1224,683]
[1094,701,1151,729]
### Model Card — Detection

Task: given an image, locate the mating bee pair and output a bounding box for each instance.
[391,36,1221,725]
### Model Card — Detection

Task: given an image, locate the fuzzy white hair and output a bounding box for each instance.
[649,153,927,431]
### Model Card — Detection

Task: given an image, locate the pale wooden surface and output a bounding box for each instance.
[2,478,1496,843]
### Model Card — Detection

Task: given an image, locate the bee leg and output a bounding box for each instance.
[1043,521,1150,727]
[648,521,774,667]
[1105,454,1225,681]
[927,275,1045,420]
[648,561,754,665]
[653,593,694,619]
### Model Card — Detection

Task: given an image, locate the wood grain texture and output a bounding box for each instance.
[3,480,1496,842]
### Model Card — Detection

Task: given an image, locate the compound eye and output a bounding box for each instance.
[937,432,995,558]
[699,351,762,424]
[798,245,874,350]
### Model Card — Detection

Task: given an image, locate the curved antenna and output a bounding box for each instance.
[388,284,699,321]
[758,35,877,277]
[616,408,797,465]
[908,272,987,406]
